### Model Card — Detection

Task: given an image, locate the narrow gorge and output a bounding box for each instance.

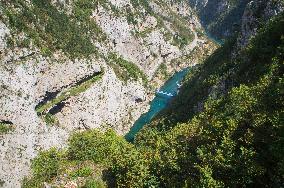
[0,0,283,187]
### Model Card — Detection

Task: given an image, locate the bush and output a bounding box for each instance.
[107,53,148,85]
[84,178,106,188]
[70,167,93,178]
[31,148,64,181]
[0,122,14,134]
[22,177,43,188]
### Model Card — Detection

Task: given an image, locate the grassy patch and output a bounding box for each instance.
[43,113,59,126]
[70,167,93,178]
[84,178,106,188]
[0,122,15,134]
[36,72,103,115]
[155,63,170,80]
[133,27,154,38]
[107,53,148,85]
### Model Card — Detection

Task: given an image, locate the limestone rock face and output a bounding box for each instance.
[189,0,283,41]
[0,0,215,187]
[236,0,284,49]
[55,66,150,135]
[188,0,251,39]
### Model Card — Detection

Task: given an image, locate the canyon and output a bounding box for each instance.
[0,0,215,187]
[0,0,283,187]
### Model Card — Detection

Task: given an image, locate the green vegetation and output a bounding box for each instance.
[22,148,65,188]
[84,178,106,188]
[143,12,284,187]
[32,148,64,181]
[44,113,59,126]
[23,129,150,187]
[36,72,103,115]
[132,28,155,38]
[155,63,171,80]
[70,167,93,178]
[131,0,153,14]
[107,53,148,85]
[25,12,284,187]
[129,0,194,47]
[2,0,107,58]
[0,122,14,134]
[156,0,195,47]
[188,0,251,40]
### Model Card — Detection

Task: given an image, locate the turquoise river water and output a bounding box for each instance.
[125,68,189,141]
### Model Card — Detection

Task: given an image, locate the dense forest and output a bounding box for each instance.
[22,9,284,188]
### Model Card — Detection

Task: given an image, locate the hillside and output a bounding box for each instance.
[188,0,251,40]
[188,0,284,41]
[0,0,216,187]
[20,0,284,188]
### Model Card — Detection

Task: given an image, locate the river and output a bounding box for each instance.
[125,68,189,141]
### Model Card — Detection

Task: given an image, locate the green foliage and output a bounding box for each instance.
[22,148,65,188]
[126,11,138,25]
[22,177,43,188]
[107,53,148,85]
[70,167,93,178]
[84,178,106,188]
[132,28,154,38]
[188,0,250,40]
[173,34,189,48]
[0,122,14,134]
[2,0,107,58]
[44,113,59,126]
[32,148,64,181]
[23,8,284,188]
[130,0,153,15]
[155,1,194,47]
[25,130,155,187]
[136,12,284,187]
[68,129,158,187]
[156,63,170,80]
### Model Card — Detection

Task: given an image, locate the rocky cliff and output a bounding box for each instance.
[0,0,215,187]
[236,0,284,49]
[188,0,251,40]
[189,0,284,41]
[153,0,284,129]
[20,0,284,187]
